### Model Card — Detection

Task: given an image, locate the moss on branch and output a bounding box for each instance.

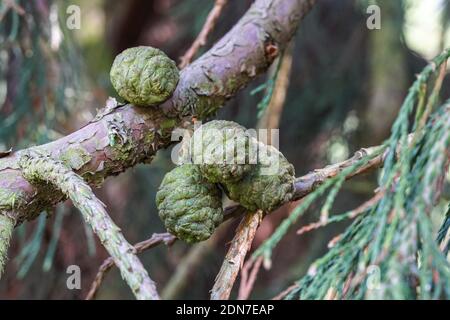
[18,151,159,300]
[0,214,14,278]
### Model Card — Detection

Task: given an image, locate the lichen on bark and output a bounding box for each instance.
[0,0,316,266]
[0,188,23,212]
[60,146,92,170]
[18,150,160,300]
[0,214,14,277]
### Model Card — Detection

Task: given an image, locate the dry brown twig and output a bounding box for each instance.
[232,47,295,300]
[179,0,228,69]
[211,210,263,300]
[210,44,295,300]
[272,283,299,300]
[86,141,385,300]
[296,188,386,235]
[0,0,25,22]
[161,218,233,299]
[87,209,245,299]
[0,0,316,228]
[238,256,264,300]
[418,60,447,130]
[210,145,384,299]
[86,232,176,300]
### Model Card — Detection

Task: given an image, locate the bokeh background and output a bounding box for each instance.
[1,0,450,299]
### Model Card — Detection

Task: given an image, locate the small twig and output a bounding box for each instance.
[209,143,385,300]
[210,211,263,300]
[211,46,294,300]
[84,127,416,300]
[179,0,228,69]
[292,146,384,200]
[324,287,338,300]
[237,256,263,300]
[296,189,385,235]
[414,60,448,139]
[84,139,388,300]
[88,208,243,300]
[341,272,354,298]
[426,61,447,112]
[0,0,25,22]
[18,151,161,300]
[258,42,294,125]
[161,219,231,299]
[409,61,448,166]
[272,283,299,300]
[161,241,211,299]
[86,232,176,300]
[327,234,342,248]
[0,213,14,278]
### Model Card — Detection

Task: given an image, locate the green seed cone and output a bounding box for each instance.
[223,144,295,212]
[110,46,179,106]
[156,164,223,243]
[190,120,255,183]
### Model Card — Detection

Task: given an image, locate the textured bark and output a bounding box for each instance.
[0,214,14,277]
[0,0,316,225]
[87,232,176,300]
[210,211,263,300]
[18,151,160,300]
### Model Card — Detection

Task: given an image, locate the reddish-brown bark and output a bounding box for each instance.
[0,0,317,224]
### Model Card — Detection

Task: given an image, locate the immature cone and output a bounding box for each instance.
[190,120,255,183]
[156,164,223,243]
[223,143,295,212]
[110,46,179,106]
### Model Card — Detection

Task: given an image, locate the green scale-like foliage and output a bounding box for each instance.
[244,48,450,300]
[0,214,14,277]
